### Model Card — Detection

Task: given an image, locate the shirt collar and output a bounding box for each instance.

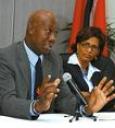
[87,63,100,80]
[67,53,100,80]
[68,53,81,67]
[24,41,43,66]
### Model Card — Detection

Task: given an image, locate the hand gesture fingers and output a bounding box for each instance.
[34,76,61,112]
[45,92,54,104]
[36,75,60,96]
[106,93,115,103]
[102,80,114,93]
[87,78,115,113]
[104,85,114,96]
[98,77,107,89]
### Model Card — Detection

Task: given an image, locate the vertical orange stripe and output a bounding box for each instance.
[92,0,106,33]
[68,0,87,45]
[92,0,109,57]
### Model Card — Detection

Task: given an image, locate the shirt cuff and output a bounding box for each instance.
[30,100,40,116]
[80,105,92,117]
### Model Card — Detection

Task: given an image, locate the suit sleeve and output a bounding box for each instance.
[0,54,33,119]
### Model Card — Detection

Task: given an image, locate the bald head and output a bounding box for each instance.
[27,10,56,27]
[25,9,57,55]
[26,10,56,34]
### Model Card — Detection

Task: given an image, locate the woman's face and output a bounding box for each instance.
[77,37,100,63]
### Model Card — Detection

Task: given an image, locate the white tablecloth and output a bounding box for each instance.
[0,113,115,128]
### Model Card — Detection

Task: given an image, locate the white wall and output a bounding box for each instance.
[0,0,75,53]
[106,0,115,28]
[106,0,115,62]
[0,0,14,48]
[0,0,115,54]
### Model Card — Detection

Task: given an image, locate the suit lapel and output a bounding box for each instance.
[16,42,31,98]
[42,53,59,81]
[91,71,103,87]
[42,55,52,79]
[65,64,89,91]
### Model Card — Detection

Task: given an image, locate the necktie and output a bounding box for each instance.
[34,57,43,99]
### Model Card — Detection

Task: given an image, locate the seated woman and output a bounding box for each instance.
[62,27,115,111]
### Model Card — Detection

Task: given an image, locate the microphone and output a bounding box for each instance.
[63,72,87,106]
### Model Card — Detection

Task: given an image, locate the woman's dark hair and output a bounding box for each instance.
[71,27,107,56]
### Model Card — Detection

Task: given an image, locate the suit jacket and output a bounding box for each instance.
[0,42,70,119]
[61,53,115,111]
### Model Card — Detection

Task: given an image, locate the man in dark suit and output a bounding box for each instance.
[0,10,115,120]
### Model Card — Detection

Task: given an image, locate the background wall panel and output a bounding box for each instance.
[0,0,14,47]
[0,0,115,57]
[13,0,74,53]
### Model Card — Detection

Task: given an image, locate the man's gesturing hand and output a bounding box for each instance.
[34,75,61,113]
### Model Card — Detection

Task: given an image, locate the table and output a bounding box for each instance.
[0,113,115,128]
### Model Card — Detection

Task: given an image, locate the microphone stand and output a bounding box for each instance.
[65,102,97,122]
[69,106,81,122]
[64,102,82,122]
[62,74,97,122]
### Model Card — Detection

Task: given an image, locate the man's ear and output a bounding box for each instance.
[28,23,35,35]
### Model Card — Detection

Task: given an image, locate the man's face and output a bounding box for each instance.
[28,14,57,55]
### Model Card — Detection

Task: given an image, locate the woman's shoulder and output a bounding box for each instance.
[60,53,73,64]
[92,56,115,68]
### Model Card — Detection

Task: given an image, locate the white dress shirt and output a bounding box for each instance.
[24,42,43,116]
[24,42,43,100]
